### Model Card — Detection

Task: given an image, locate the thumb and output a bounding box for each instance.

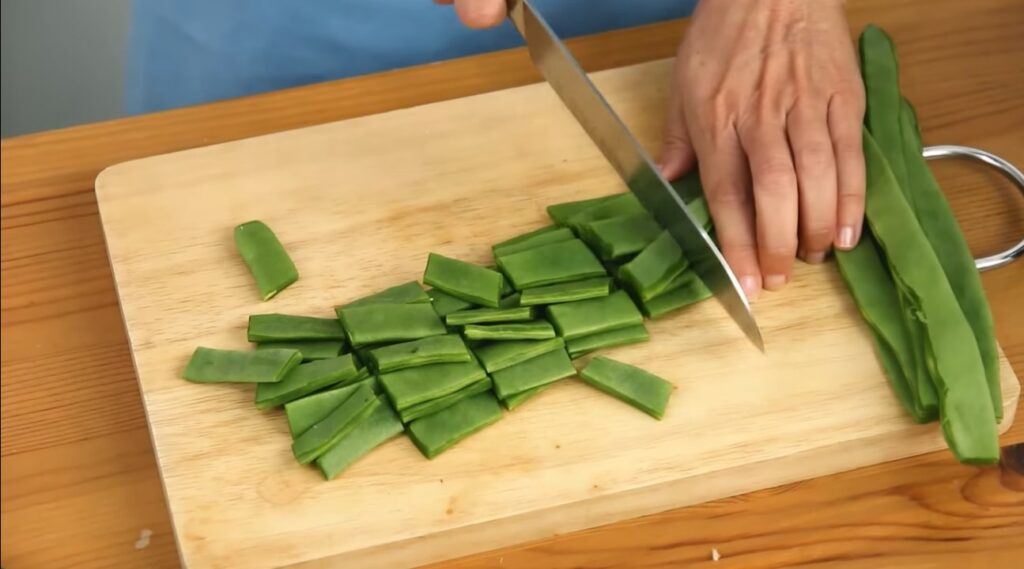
[659,90,696,182]
[453,0,507,28]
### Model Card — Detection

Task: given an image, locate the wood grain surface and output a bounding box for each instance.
[2,0,1023,567]
[91,54,1020,568]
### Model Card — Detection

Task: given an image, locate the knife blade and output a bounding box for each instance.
[506,0,764,351]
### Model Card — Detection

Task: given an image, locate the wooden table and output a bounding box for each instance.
[2,0,1022,566]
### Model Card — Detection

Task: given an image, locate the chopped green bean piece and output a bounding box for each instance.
[446,306,534,326]
[379,359,488,410]
[566,324,650,358]
[341,281,431,308]
[407,391,503,459]
[255,340,344,361]
[368,334,472,373]
[428,288,475,318]
[578,356,674,419]
[491,347,576,400]
[493,226,576,257]
[336,303,446,347]
[578,213,662,260]
[291,382,380,464]
[547,290,644,340]
[463,321,556,341]
[255,355,362,409]
[182,347,301,383]
[398,377,493,423]
[284,378,376,437]
[860,129,997,464]
[233,220,298,301]
[423,253,504,308]
[247,313,346,342]
[670,170,713,230]
[316,396,404,480]
[503,382,557,410]
[618,230,688,301]
[547,194,622,226]
[499,292,521,308]
[472,337,565,373]
[686,196,712,231]
[519,277,612,306]
[564,193,646,231]
[641,272,713,319]
[496,238,606,290]
[899,99,1001,420]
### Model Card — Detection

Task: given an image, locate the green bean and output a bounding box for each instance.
[546,290,644,340]
[427,288,475,318]
[379,359,488,410]
[860,24,911,199]
[618,230,688,301]
[496,238,607,290]
[423,253,504,308]
[316,396,404,480]
[860,129,997,463]
[291,382,380,464]
[233,220,299,300]
[398,377,493,423]
[341,281,431,308]
[499,292,522,308]
[246,313,346,342]
[578,356,674,420]
[463,321,556,341]
[284,378,376,437]
[640,271,713,320]
[445,306,534,326]
[577,213,662,260]
[255,340,344,361]
[546,194,622,226]
[491,347,576,400]
[669,170,713,230]
[368,334,472,373]
[254,354,362,409]
[182,347,301,383]
[518,277,612,306]
[472,337,566,373]
[336,303,446,347]
[899,99,1001,420]
[564,193,646,231]
[502,382,556,411]
[492,226,576,257]
[407,391,503,459]
[566,324,650,359]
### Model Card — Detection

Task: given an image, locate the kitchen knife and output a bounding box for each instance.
[505,0,765,351]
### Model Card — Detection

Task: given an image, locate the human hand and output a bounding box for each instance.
[433,0,507,28]
[659,0,866,300]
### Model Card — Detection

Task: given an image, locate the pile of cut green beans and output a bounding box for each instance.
[834,25,1001,464]
[187,179,706,479]
[186,24,1002,477]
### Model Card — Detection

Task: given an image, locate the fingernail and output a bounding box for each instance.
[764,274,787,290]
[805,251,826,264]
[740,276,760,300]
[837,226,856,249]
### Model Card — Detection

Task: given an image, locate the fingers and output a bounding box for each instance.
[697,130,763,300]
[453,0,507,28]
[787,102,837,264]
[738,119,799,291]
[828,91,866,250]
[658,88,696,181]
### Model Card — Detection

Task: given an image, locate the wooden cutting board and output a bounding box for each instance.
[94,58,1019,569]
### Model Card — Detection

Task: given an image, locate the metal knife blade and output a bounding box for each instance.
[506,0,764,351]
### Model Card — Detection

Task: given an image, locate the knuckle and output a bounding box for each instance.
[802,223,835,245]
[795,143,833,169]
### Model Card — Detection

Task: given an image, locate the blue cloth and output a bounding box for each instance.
[125,1,696,115]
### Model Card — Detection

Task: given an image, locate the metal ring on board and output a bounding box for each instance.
[922,144,1024,271]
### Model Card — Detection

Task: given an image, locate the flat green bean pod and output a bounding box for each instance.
[316,397,404,480]
[183,347,301,383]
[255,340,344,361]
[255,354,362,409]
[336,303,446,347]
[284,378,376,437]
[618,231,688,301]
[641,272,712,320]
[407,391,503,459]
[577,213,662,260]
[368,334,472,373]
[379,359,488,410]
[341,281,431,308]
[247,313,346,342]
[496,238,607,290]
[445,306,534,326]
[463,321,556,341]
[546,194,622,226]
[502,382,557,411]
[546,290,644,340]
[234,220,298,301]
[566,324,650,358]
[398,377,493,423]
[291,382,380,464]
[564,193,646,231]
[491,347,576,400]
[492,226,576,257]
[472,337,565,373]
[578,356,673,420]
[518,277,612,306]
[428,288,475,318]
[423,253,504,308]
